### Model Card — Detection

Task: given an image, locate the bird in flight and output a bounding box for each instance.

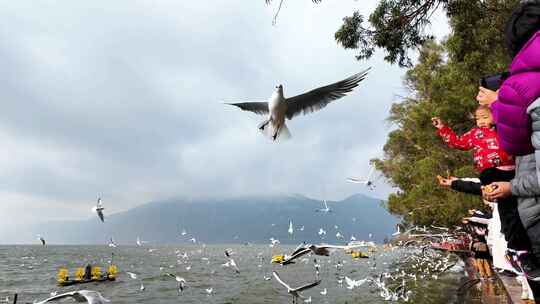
[33,290,110,304]
[37,235,46,246]
[225,69,370,141]
[288,220,294,235]
[92,197,105,222]
[315,200,332,213]
[347,164,376,190]
[272,271,321,304]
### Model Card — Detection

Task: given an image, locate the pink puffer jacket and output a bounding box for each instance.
[491,29,540,156]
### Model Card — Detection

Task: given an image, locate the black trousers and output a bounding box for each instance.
[479,168,531,251]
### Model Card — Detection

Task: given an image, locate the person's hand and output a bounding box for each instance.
[468,209,476,215]
[431,117,443,129]
[482,182,511,200]
[436,175,456,187]
[476,87,498,106]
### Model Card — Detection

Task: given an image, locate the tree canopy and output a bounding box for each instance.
[374,0,520,226]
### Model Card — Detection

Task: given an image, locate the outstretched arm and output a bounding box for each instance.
[437,125,475,151]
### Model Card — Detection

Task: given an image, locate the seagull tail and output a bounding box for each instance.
[278,123,291,140]
[260,121,291,141]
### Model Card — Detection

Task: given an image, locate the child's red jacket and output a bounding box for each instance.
[437,125,514,172]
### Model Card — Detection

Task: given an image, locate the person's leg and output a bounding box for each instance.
[527,279,540,302]
[483,259,492,277]
[476,258,486,278]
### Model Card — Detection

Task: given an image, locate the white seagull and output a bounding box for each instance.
[108,237,117,248]
[126,272,138,279]
[288,220,294,235]
[165,273,187,294]
[347,164,376,190]
[392,225,401,236]
[223,250,240,273]
[272,271,321,304]
[270,238,281,247]
[37,235,46,246]
[34,290,110,304]
[136,236,148,246]
[92,198,105,222]
[315,200,332,213]
[345,276,370,289]
[225,69,370,141]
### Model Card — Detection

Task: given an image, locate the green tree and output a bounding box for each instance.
[374,1,520,226]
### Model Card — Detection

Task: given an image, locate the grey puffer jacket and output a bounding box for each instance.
[511,98,540,229]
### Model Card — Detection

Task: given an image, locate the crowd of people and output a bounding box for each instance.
[431,1,540,301]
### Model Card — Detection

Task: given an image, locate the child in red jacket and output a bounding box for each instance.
[432,105,514,172]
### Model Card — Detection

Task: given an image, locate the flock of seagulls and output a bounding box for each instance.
[24,215,462,304]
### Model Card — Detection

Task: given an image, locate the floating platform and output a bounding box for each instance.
[57,265,117,287]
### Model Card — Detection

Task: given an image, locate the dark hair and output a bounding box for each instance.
[476,105,492,114]
[505,1,540,57]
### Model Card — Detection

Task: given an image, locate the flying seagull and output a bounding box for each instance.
[315,200,332,213]
[37,235,46,246]
[165,273,187,294]
[347,164,376,190]
[288,220,294,235]
[225,69,370,141]
[34,290,110,304]
[272,271,321,304]
[223,250,240,273]
[92,197,105,222]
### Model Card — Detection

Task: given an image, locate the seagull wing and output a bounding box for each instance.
[79,291,110,304]
[97,210,105,222]
[34,291,78,304]
[285,68,370,120]
[272,271,292,290]
[345,276,356,288]
[346,177,366,184]
[126,272,137,279]
[294,279,321,292]
[225,102,269,115]
[323,200,328,210]
[283,248,311,264]
[291,242,308,256]
[366,165,375,180]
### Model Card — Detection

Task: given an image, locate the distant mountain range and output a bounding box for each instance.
[16,194,398,245]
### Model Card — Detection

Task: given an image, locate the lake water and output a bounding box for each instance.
[0,245,509,303]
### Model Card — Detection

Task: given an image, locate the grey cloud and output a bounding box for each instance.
[0,0,446,238]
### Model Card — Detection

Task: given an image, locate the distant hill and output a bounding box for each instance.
[20,194,398,245]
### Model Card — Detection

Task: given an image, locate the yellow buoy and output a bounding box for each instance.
[91,266,102,280]
[74,267,85,281]
[271,255,285,263]
[350,251,369,259]
[57,268,69,283]
[107,265,118,279]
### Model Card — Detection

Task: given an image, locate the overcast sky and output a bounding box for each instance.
[0,1,449,238]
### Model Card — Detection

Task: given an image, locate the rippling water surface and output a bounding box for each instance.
[0,245,509,303]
